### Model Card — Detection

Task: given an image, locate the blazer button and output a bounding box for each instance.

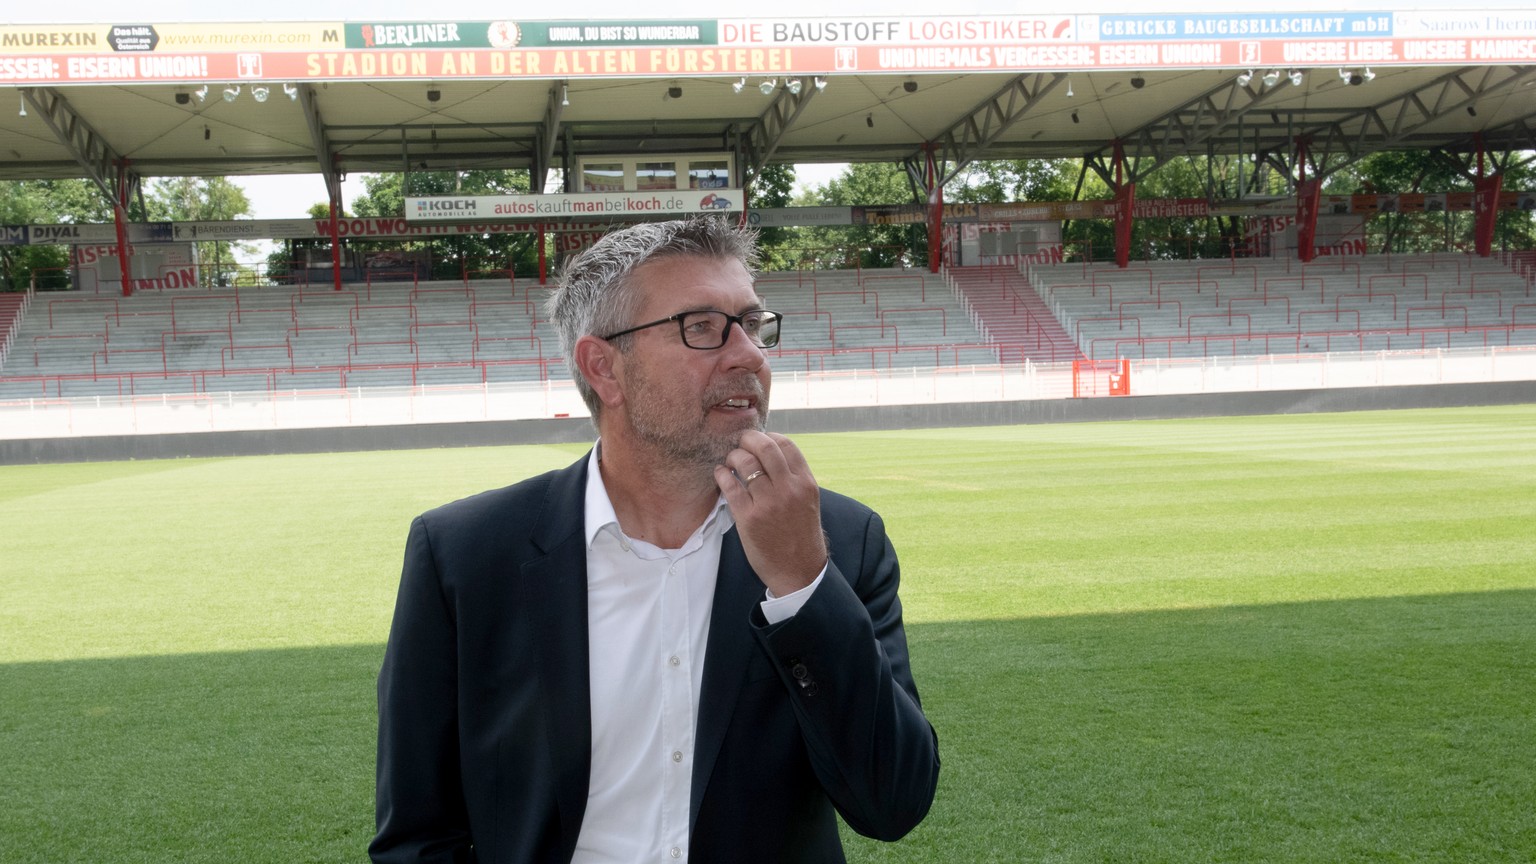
[790,661,816,695]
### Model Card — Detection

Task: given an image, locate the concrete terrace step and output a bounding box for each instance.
[1029,255,1536,360]
[3,269,1005,396]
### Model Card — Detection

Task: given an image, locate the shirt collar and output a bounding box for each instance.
[583,442,733,552]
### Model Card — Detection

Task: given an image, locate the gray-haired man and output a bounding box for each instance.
[372,217,939,863]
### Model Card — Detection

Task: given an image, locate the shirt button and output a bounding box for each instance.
[672,750,683,762]
[670,848,682,859]
[669,655,681,667]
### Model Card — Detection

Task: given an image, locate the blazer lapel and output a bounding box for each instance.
[520,456,594,854]
[689,526,762,831]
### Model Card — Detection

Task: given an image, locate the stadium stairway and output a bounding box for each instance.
[0,291,31,370]
[946,265,1082,364]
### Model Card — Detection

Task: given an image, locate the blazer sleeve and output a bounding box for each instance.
[369,515,475,864]
[752,496,940,841]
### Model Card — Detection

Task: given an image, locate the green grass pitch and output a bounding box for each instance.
[2,404,1533,863]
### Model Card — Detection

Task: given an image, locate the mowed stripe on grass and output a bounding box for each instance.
[2,405,1532,863]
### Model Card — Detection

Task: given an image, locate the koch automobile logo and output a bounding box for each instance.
[416,199,477,212]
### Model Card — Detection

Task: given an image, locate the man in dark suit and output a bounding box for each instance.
[371,217,939,863]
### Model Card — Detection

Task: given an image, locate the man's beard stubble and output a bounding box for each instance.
[625,358,769,470]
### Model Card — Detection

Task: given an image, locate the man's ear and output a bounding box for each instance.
[574,335,624,408]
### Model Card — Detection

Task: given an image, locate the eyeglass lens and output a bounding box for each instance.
[680,310,780,348]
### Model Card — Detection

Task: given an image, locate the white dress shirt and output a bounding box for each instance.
[572,445,820,863]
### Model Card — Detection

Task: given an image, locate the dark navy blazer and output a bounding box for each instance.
[370,453,939,864]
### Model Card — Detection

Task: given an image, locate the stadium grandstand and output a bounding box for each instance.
[4,5,1536,449]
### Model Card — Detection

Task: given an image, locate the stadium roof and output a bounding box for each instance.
[3,7,1535,203]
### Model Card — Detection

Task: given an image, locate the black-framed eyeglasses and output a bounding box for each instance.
[600,309,783,350]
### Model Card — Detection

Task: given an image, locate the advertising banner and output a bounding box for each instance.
[746,207,853,228]
[0,22,342,54]
[1102,198,1211,219]
[169,220,327,241]
[1312,213,1370,256]
[24,223,122,245]
[718,17,1078,45]
[980,201,1102,221]
[851,203,978,226]
[6,12,1536,84]
[74,241,198,291]
[1089,13,1390,40]
[345,21,716,50]
[405,189,743,222]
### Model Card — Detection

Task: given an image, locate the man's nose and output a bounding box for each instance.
[719,320,768,366]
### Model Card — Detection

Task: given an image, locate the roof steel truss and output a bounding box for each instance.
[741,84,821,181]
[19,86,140,206]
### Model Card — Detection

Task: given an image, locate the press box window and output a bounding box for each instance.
[636,162,678,191]
[582,164,625,193]
[689,161,729,190]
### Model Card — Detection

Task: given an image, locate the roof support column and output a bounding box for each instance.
[1294,137,1320,263]
[537,223,548,285]
[1111,143,1134,269]
[113,160,133,297]
[1472,134,1500,258]
[923,144,942,273]
[329,196,343,291]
